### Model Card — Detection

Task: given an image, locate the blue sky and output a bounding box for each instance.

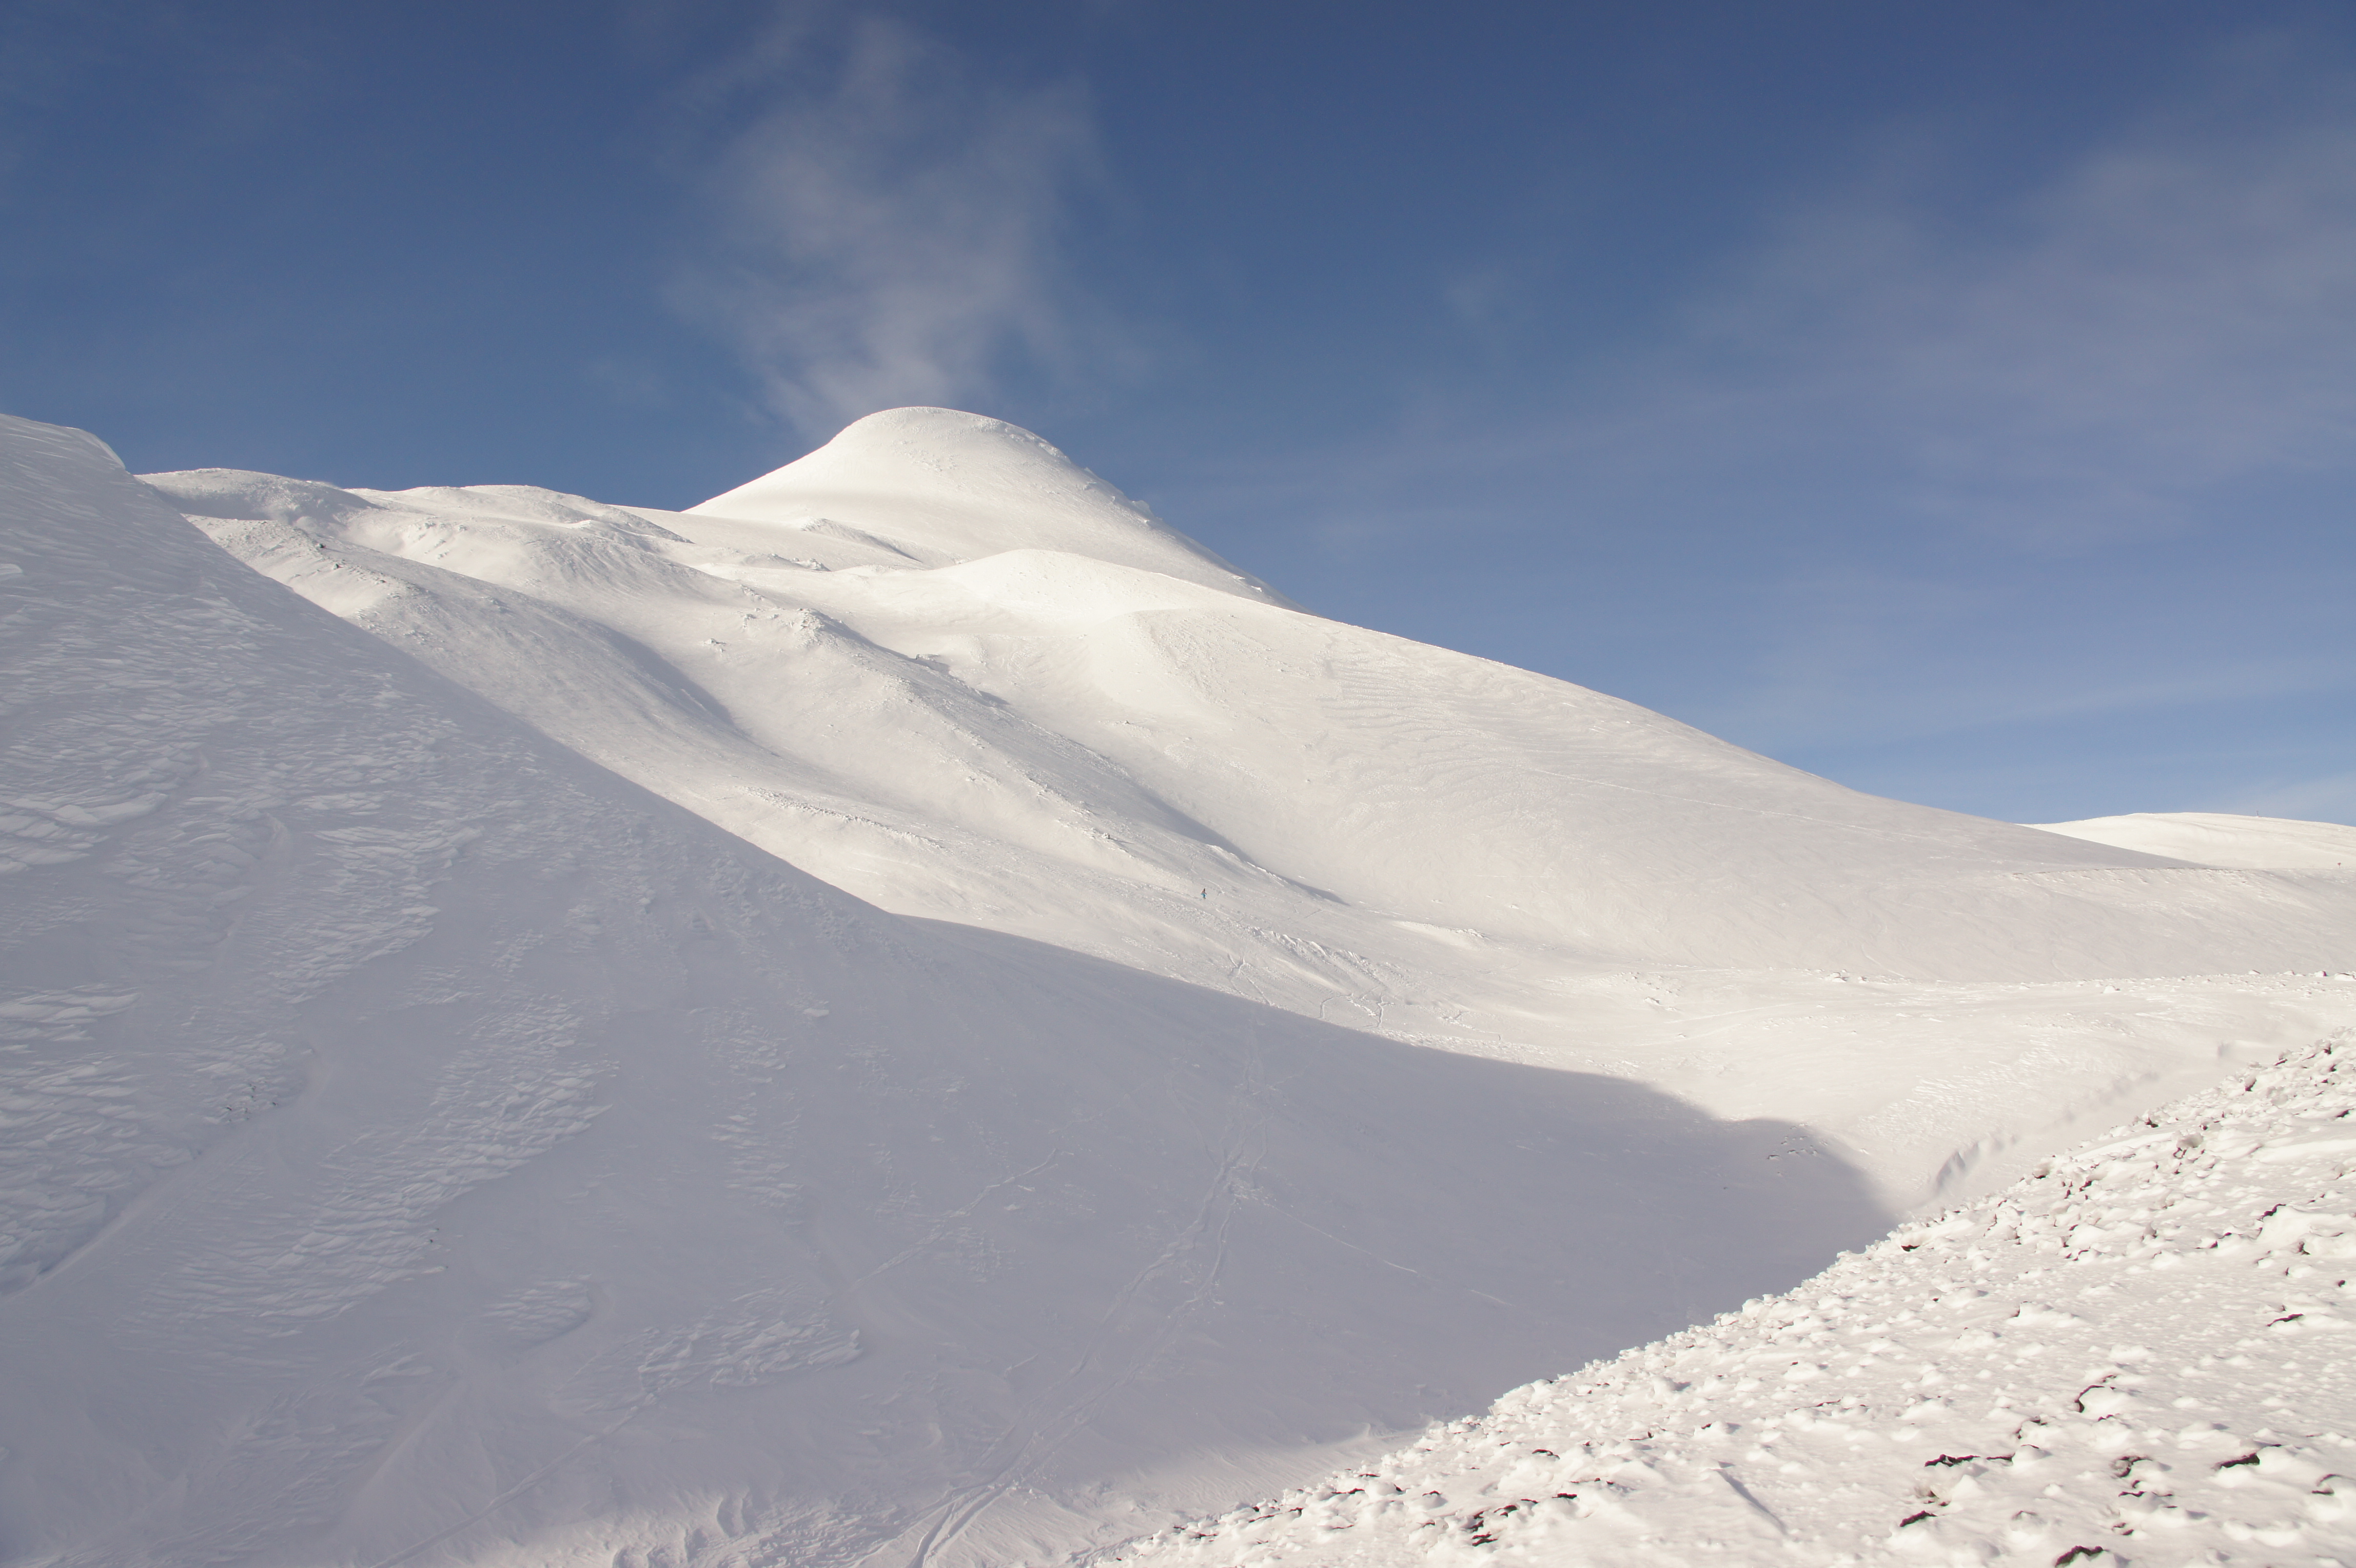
[5,1,2351,825]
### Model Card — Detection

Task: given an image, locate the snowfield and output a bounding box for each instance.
[1,405,2351,1566]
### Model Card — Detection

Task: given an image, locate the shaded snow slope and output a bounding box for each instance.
[144,414,2356,1212]
[2035,811,2356,871]
[1,414,1891,1568]
[1105,1029,2356,1567]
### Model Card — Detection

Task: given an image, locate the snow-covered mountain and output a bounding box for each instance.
[0,414,1885,1568]
[147,408,2356,1212]
[3,405,2350,1567]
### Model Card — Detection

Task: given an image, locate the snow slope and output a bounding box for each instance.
[0,414,1894,1568]
[1104,1029,2356,1567]
[2035,812,2356,871]
[145,409,2356,1213]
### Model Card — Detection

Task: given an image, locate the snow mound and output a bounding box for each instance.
[1106,1031,2356,1567]
[5,413,1894,1568]
[688,406,1289,602]
[2035,811,2356,870]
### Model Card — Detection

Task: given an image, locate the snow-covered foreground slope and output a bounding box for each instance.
[0,414,1891,1567]
[2035,812,2356,871]
[1105,1032,2356,1567]
[145,409,2356,1211]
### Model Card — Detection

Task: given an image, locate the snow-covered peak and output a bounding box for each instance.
[689,407,1292,603]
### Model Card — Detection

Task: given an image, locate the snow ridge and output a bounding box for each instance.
[1105,1033,2356,1566]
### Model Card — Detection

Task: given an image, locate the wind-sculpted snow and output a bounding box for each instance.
[148,407,2356,1213]
[4,413,1895,1568]
[1105,1031,2356,1566]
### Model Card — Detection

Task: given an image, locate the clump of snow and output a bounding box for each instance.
[2035,811,2356,871]
[1105,1034,2356,1566]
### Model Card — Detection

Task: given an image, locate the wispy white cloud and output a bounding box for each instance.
[662,12,1117,439]
[1664,76,2356,746]
[1289,44,2356,560]
[1640,87,2356,550]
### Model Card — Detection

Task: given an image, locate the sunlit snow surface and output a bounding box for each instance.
[1108,1035,2356,1566]
[1,406,2351,1567]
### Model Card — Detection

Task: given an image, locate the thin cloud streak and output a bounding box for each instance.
[1657,105,2356,549]
[664,14,1117,440]
[1220,48,2356,558]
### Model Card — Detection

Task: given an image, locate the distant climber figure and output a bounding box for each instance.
[1200,888,1208,898]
